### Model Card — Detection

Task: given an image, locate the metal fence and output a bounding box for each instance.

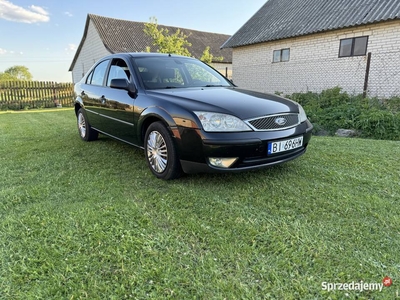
[368,50,400,98]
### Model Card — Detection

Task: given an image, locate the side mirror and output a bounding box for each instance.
[110,78,129,90]
[110,78,137,96]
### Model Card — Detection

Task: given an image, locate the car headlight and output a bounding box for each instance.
[298,104,308,123]
[194,111,252,132]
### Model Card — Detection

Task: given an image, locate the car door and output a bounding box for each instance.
[80,59,111,131]
[101,58,136,144]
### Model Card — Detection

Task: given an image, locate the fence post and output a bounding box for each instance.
[363,52,372,98]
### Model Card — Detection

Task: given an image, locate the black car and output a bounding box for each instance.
[74,53,313,179]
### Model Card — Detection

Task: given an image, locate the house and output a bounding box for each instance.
[221,0,400,98]
[69,14,232,83]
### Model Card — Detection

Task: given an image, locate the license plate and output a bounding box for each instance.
[268,136,303,154]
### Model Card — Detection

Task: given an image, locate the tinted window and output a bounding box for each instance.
[107,59,131,86]
[185,63,220,83]
[134,57,231,89]
[91,60,109,86]
[85,70,93,84]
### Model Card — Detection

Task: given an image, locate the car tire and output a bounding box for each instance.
[144,122,182,180]
[77,108,98,142]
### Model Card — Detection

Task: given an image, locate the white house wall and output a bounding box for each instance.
[71,20,111,83]
[232,20,400,98]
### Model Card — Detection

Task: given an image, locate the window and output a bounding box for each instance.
[339,36,368,57]
[186,63,220,83]
[107,59,130,86]
[85,71,93,84]
[273,48,290,62]
[90,60,109,86]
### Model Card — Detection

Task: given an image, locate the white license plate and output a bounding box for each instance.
[268,136,303,154]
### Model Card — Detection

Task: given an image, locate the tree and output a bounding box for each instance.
[200,46,223,65]
[143,18,224,65]
[0,72,15,81]
[144,17,192,57]
[0,65,33,81]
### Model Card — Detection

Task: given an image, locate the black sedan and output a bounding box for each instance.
[74,53,313,179]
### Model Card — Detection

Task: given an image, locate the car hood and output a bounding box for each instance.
[146,87,299,120]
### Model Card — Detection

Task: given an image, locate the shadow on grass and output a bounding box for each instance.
[93,133,297,186]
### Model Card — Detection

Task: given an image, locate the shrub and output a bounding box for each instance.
[356,109,400,140]
[287,87,400,140]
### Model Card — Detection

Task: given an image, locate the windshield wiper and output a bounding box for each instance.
[204,84,225,87]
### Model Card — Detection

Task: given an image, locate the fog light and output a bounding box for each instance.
[208,157,238,168]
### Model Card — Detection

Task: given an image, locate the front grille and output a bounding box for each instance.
[246,113,299,131]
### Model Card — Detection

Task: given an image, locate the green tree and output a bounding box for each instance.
[200,46,223,65]
[144,17,192,57]
[0,72,15,81]
[143,18,224,65]
[0,65,33,81]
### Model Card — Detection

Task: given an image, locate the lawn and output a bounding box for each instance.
[0,109,399,299]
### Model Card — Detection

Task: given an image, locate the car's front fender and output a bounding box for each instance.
[137,106,180,142]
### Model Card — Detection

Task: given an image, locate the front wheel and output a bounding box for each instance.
[144,122,182,180]
[77,108,98,141]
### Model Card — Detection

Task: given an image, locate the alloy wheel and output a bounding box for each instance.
[78,113,86,138]
[146,130,168,173]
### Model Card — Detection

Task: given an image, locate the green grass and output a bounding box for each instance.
[1,110,399,299]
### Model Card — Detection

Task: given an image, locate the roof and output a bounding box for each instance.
[222,0,400,48]
[69,14,232,71]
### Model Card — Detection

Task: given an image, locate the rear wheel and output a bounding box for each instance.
[145,122,181,180]
[77,108,98,141]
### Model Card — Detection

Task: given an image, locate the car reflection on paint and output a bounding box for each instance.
[74,52,313,179]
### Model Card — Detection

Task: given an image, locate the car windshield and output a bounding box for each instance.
[133,56,232,90]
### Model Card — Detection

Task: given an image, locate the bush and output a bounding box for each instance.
[357,109,400,140]
[287,87,400,140]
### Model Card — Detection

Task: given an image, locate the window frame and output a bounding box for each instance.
[339,36,369,58]
[273,48,290,63]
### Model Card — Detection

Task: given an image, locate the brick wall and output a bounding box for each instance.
[212,62,232,79]
[232,20,400,98]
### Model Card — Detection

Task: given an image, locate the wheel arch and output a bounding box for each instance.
[74,97,84,116]
[137,107,180,144]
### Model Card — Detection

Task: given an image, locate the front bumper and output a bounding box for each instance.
[177,120,313,174]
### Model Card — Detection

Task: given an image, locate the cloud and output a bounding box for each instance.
[65,44,77,55]
[67,44,77,51]
[64,11,73,17]
[0,48,7,55]
[0,0,50,23]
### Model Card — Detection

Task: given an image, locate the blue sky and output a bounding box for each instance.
[0,0,266,82]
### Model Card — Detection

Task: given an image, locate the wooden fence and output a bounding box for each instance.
[0,81,75,110]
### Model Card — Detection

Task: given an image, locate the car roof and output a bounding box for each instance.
[106,52,196,60]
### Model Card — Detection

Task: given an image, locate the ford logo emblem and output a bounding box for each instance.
[275,117,287,126]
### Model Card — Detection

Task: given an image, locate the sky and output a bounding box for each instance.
[0,0,267,82]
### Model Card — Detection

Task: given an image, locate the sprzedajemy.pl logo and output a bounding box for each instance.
[322,276,393,293]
